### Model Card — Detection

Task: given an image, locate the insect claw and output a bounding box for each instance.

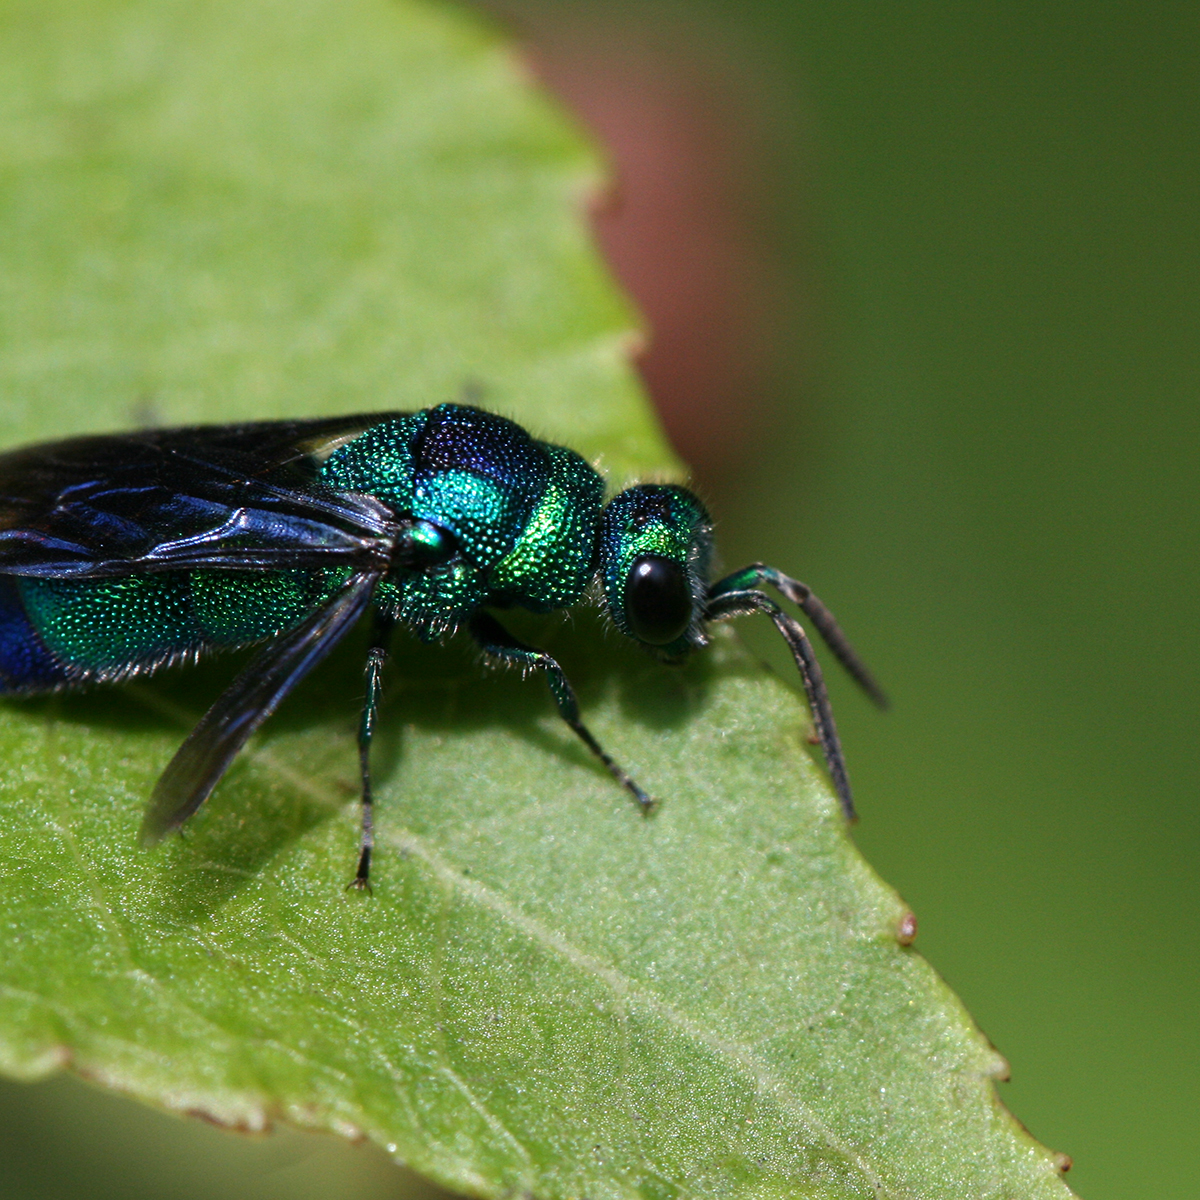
[637,794,660,818]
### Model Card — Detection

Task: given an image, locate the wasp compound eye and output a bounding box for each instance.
[624,554,693,646]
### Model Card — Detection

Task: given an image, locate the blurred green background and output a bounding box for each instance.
[481,3,1200,1198]
[1,3,1195,1199]
[499,5,1198,1199]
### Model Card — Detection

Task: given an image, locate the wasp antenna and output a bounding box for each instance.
[709,564,888,710]
[705,588,857,821]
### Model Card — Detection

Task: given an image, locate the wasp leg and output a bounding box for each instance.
[348,610,395,893]
[468,611,654,813]
[708,563,887,709]
[705,588,857,821]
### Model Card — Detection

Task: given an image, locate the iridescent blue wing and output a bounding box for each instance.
[0,415,405,578]
[140,568,381,842]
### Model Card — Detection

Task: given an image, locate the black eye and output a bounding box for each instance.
[624,555,693,646]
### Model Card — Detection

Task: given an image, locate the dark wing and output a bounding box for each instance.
[141,568,380,841]
[0,414,406,578]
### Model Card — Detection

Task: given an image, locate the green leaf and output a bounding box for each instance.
[0,1,1075,1197]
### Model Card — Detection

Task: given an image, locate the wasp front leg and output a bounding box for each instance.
[468,611,654,813]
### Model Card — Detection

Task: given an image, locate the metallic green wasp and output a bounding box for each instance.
[0,404,885,888]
